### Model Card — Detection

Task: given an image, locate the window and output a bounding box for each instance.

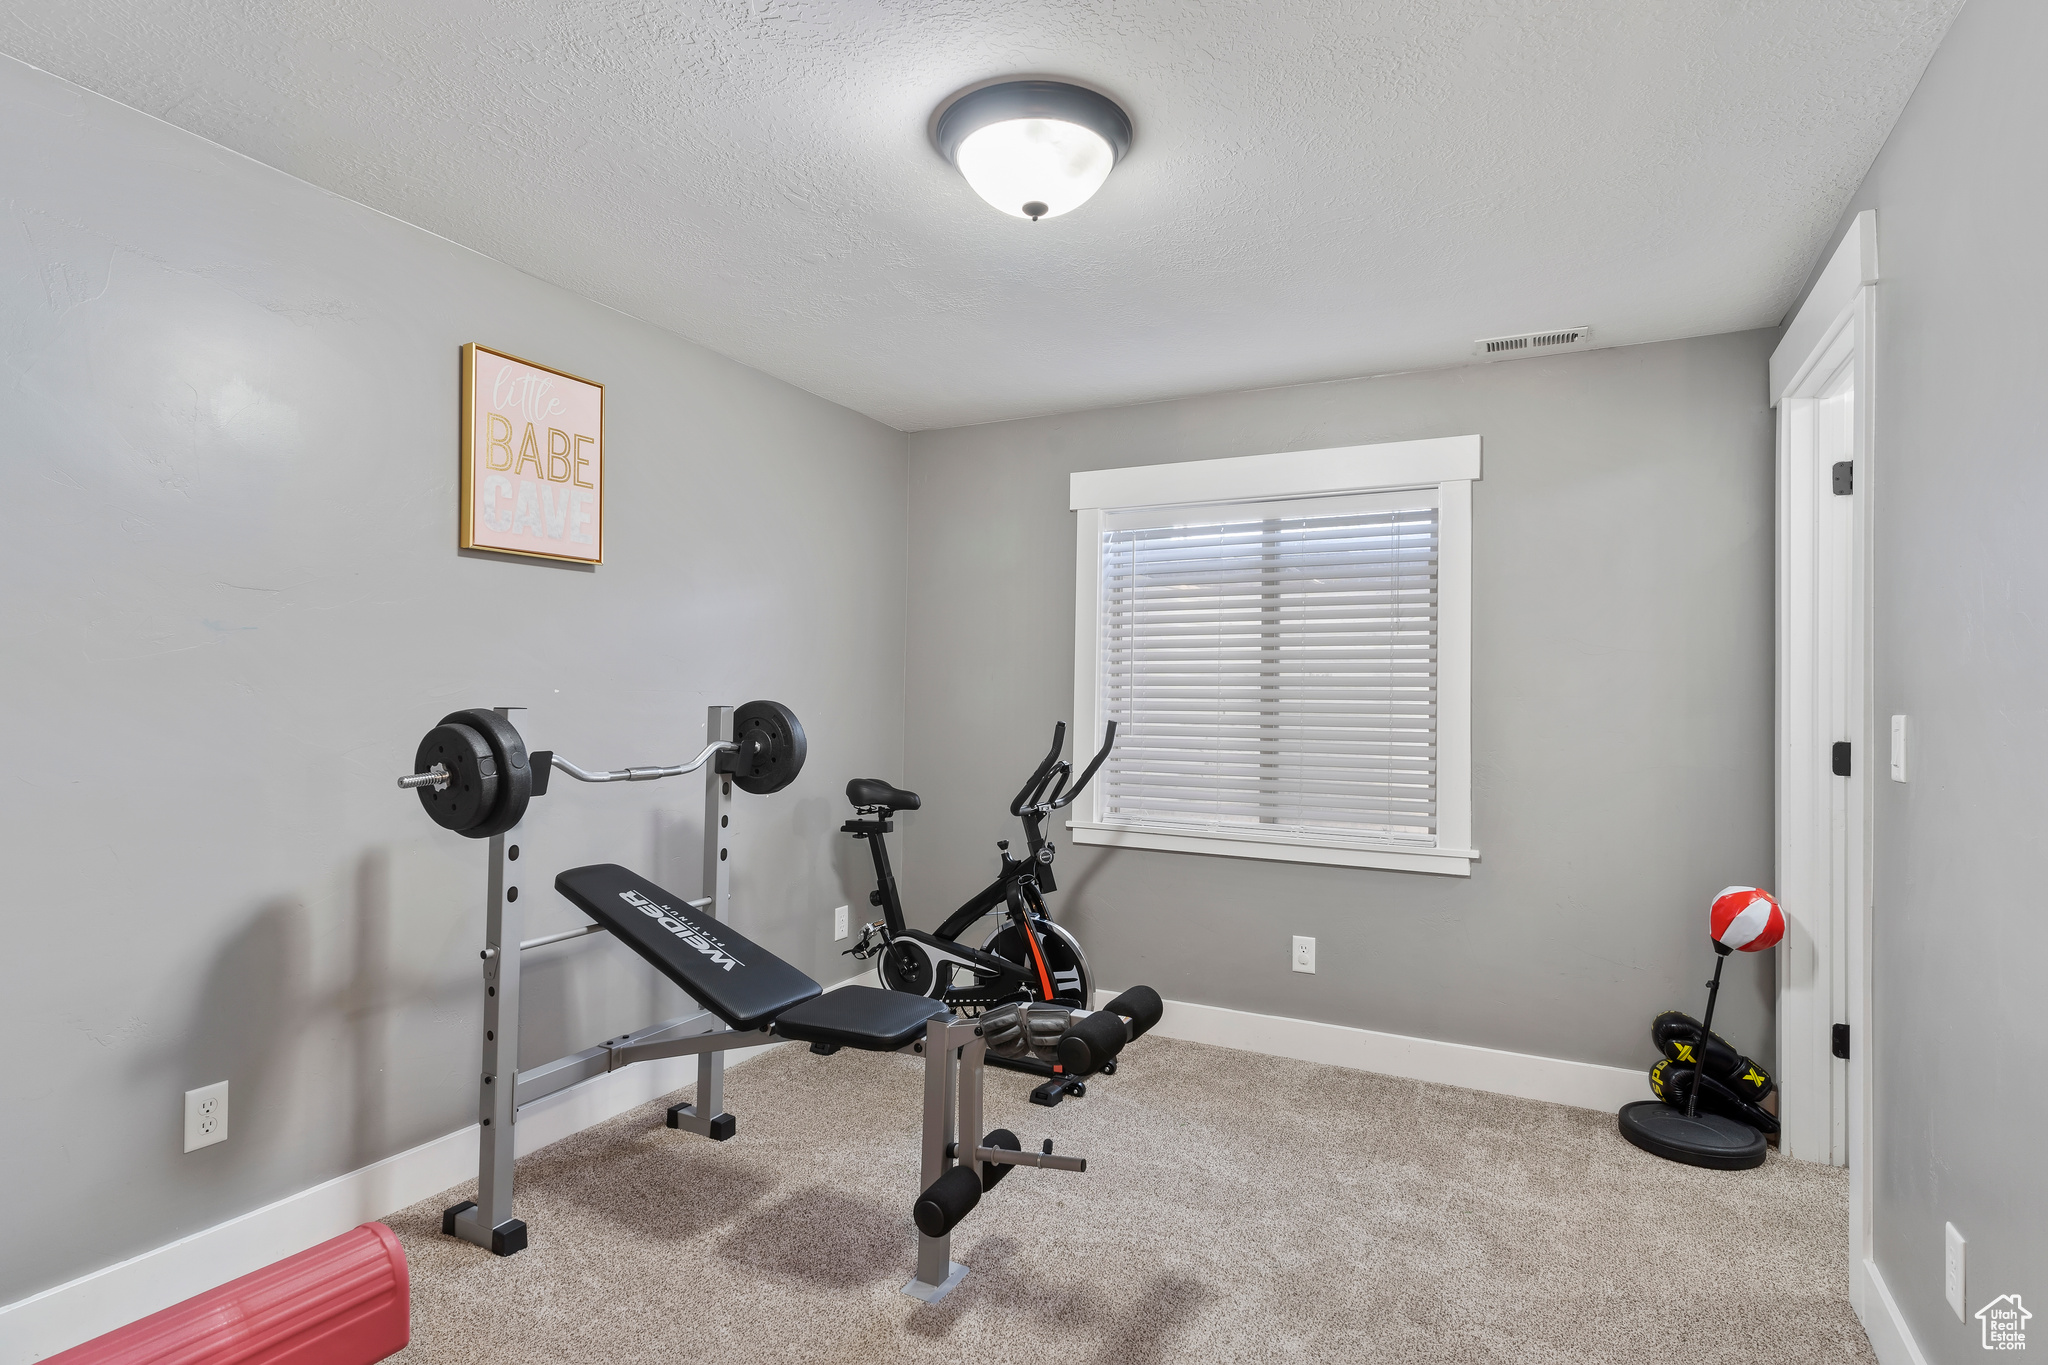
[1070,437,1478,874]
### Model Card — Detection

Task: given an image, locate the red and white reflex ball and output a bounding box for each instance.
[1710,887,1785,952]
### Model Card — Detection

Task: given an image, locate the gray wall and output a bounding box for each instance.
[1787,0,2046,1352]
[902,330,1778,1074]
[0,57,906,1304]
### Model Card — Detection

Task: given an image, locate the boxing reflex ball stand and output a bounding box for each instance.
[1617,887,1787,1170]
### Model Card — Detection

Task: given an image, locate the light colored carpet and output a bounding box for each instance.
[387,1035,1874,1364]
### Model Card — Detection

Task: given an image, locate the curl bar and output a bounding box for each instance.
[546,742,732,784]
[398,742,728,793]
[398,700,807,839]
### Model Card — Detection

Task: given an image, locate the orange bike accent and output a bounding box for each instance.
[1022,917,1057,1001]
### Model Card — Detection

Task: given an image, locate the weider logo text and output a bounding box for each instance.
[621,889,743,972]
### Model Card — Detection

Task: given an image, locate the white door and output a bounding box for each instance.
[1773,220,1875,1175]
[1776,315,1867,1170]
[1772,206,1885,1334]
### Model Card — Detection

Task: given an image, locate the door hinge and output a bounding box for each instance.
[1832,461,1854,495]
[1832,741,1851,777]
[1832,1023,1851,1060]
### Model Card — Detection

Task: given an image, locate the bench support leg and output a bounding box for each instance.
[905,1017,969,1301]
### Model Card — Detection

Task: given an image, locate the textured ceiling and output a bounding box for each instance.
[1,1,1962,430]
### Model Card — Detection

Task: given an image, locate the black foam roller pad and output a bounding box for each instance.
[1104,985,1164,1039]
[1057,1009,1129,1077]
[913,1166,983,1238]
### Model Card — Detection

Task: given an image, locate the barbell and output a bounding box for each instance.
[400,700,807,838]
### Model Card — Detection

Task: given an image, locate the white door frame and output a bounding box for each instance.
[1769,209,1877,1289]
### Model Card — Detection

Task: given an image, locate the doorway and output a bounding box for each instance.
[1770,208,1877,1316]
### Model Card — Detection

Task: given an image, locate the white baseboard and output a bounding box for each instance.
[1096,989,1648,1114]
[0,974,869,1362]
[6,974,1648,1361]
[1855,1255,1931,1365]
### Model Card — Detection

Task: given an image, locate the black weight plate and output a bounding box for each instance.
[414,723,499,835]
[729,700,806,795]
[442,708,533,838]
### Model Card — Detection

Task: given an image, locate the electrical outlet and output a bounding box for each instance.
[833,905,849,941]
[1945,1222,1966,1320]
[1292,935,1315,974]
[184,1081,229,1153]
[1891,715,1909,782]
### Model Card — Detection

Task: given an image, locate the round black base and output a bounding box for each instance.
[1617,1100,1767,1170]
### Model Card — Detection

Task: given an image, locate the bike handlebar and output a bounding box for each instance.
[1009,723,1067,816]
[1008,721,1118,817]
[1049,721,1116,811]
[1032,760,1071,809]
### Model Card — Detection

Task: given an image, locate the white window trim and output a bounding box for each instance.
[1069,435,1479,875]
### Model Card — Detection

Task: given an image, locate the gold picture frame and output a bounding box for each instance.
[459,343,605,565]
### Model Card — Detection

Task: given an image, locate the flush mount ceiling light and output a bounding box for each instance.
[933,79,1132,221]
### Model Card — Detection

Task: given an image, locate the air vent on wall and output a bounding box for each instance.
[1472,326,1593,360]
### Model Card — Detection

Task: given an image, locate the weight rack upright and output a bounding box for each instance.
[437,705,743,1255]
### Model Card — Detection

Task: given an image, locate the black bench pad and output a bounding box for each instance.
[772,986,952,1052]
[555,864,821,1031]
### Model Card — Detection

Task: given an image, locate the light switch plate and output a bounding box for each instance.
[833,905,849,941]
[1891,715,1909,782]
[1945,1221,1966,1320]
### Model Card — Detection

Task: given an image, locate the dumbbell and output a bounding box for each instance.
[979,1003,1076,1064]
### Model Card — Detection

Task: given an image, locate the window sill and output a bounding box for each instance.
[1065,822,1478,876]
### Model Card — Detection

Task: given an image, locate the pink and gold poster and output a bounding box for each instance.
[460,344,604,564]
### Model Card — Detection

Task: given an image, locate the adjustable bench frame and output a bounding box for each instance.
[909,1015,1085,1300]
[443,704,749,1256]
[432,706,1087,1303]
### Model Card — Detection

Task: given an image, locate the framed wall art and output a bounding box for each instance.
[459,343,604,564]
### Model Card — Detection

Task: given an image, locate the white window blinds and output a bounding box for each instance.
[1096,495,1441,846]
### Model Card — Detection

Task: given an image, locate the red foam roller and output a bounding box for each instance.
[49,1222,409,1365]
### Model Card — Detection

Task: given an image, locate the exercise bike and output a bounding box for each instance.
[842,721,1115,1018]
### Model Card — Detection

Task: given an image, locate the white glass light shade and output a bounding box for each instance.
[954,118,1115,219]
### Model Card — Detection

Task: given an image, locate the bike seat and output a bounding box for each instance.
[846,778,921,812]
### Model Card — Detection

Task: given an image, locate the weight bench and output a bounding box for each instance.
[554,862,952,1053]
[459,863,1094,1301]
[409,704,1118,1302]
